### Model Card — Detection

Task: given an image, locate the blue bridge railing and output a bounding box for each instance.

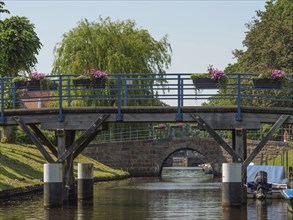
[0,73,292,124]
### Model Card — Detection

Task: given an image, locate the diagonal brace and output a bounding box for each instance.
[57,114,109,163]
[73,129,101,160]
[190,113,242,162]
[242,115,289,171]
[13,117,54,163]
[28,124,58,157]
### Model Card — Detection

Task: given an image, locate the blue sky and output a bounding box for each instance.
[1,0,266,74]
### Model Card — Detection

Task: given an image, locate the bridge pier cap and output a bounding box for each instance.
[43,163,63,208]
[222,163,242,207]
[77,163,94,202]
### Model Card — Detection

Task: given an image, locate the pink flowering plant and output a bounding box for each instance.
[12,70,52,90]
[271,69,286,79]
[75,68,107,80]
[29,71,46,81]
[255,64,288,86]
[154,123,167,129]
[190,64,228,89]
[91,70,107,79]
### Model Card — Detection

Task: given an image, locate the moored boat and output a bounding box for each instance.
[246,165,290,199]
[281,189,293,212]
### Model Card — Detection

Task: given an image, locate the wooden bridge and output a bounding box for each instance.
[0,73,292,202]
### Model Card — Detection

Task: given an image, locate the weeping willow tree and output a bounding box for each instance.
[52,17,171,106]
[52,17,172,136]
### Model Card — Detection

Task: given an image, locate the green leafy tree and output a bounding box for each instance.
[211,0,293,109]
[53,17,171,75]
[0,1,10,14]
[232,0,293,73]
[0,16,42,77]
[52,17,172,108]
[52,17,171,133]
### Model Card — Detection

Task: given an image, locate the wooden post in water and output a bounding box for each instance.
[77,163,94,203]
[222,163,242,207]
[44,163,63,208]
[233,128,247,204]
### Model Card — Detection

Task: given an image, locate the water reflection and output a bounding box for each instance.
[0,167,291,219]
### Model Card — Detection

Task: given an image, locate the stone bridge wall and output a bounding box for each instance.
[84,137,291,177]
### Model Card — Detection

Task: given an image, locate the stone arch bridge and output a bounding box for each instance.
[84,137,290,177]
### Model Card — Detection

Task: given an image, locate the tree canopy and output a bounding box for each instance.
[52,17,172,75]
[0,1,10,14]
[229,0,293,73]
[0,16,42,77]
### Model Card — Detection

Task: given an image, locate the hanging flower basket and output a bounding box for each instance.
[14,81,28,89]
[192,78,219,89]
[27,80,41,91]
[26,80,57,91]
[72,78,106,89]
[13,72,56,91]
[191,65,227,90]
[252,78,282,89]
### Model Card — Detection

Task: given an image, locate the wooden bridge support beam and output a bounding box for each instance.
[56,129,76,205]
[232,128,247,162]
[29,124,58,157]
[13,114,109,207]
[190,113,242,162]
[13,116,55,163]
[57,114,110,163]
[242,115,289,171]
[232,128,247,203]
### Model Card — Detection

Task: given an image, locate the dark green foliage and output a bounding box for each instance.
[52,17,171,75]
[0,1,10,14]
[0,16,42,77]
[232,0,293,73]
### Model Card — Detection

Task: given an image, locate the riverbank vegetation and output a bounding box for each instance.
[267,145,293,185]
[0,143,128,191]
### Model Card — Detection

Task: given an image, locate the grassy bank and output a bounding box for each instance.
[0,143,129,191]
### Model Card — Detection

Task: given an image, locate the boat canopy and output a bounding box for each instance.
[247,165,289,184]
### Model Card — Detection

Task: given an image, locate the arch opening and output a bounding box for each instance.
[159,147,220,180]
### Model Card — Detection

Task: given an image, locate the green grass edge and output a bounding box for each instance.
[0,143,129,191]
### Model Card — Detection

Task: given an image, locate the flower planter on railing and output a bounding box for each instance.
[192,78,218,89]
[252,79,282,89]
[14,81,28,89]
[72,78,106,89]
[14,80,57,91]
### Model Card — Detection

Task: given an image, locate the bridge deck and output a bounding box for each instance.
[1,73,293,129]
[3,106,293,130]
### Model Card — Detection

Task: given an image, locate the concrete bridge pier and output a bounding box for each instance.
[77,163,94,203]
[222,163,242,207]
[44,163,63,208]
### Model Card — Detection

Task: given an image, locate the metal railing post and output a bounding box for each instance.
[58,76,65,121]
[236,74,242,121]
[0,79,5,124]
[67,78,71,107]
[116,76,123,121]
[123,79,127,106]
[12,83,16,109]
[176,74,183,121]
[180,78,184,107]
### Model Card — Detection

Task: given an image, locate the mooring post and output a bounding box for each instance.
[44,163,63,208]
[77,163,94,203]
[222,163,242,207]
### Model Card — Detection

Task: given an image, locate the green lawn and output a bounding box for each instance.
[267,145,293,185]
[0,143,129,191]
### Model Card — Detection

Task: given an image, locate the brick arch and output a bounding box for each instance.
[158,140,229,177]
[84,137,290,177]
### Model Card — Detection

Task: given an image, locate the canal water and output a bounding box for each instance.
[0,167,292,220]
